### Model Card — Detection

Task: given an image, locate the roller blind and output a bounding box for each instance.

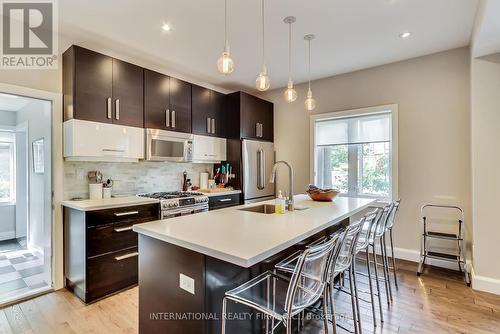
[315,112,391,146]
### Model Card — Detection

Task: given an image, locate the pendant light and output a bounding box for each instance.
[255,0,270,91]
[283,16,297,102]
[304,34,316,111]
[217,0,234,74]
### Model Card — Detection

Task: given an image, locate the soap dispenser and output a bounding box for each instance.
[275,190,283,214]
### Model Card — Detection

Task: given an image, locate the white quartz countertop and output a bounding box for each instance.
[200,189,242,197]
[62,196,159,211]
[133,195,374,267]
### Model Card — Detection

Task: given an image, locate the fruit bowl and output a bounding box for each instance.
[306,185,339,202]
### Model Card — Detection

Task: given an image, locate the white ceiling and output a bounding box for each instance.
[472,0,500,57]
[59,0,479,92]
[0,94,33,112]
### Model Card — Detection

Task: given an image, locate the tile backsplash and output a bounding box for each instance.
[64,161,213,200]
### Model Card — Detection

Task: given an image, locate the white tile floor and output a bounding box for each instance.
[0,240,50,303]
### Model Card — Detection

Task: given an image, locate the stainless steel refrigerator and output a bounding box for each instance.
[242,139,275,203]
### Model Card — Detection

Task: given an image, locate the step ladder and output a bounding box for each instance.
[417,204,470,286]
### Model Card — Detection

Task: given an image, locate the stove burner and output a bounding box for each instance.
[138,191,205,200]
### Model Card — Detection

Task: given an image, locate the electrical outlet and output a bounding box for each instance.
[179,273,195,294]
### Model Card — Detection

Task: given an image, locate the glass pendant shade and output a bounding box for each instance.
[217,49,234,74]
[217,0,234,75]
[305,89,316,111]
[284,80,297,102]
[256,65,270,91]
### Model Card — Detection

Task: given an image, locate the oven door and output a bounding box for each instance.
[146,129,193,162]
[161,204,209,220]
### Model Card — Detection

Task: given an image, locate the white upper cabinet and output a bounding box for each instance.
[64,119,145,162]
[192,135,226,163]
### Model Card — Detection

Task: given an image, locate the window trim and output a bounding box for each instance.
[0,127,16,206]
[310,104,399,201]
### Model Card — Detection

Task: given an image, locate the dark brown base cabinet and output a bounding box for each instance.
[64,203,159,303]
[207,193,241,210]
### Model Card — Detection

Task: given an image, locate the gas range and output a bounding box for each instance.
[138,191,209,219]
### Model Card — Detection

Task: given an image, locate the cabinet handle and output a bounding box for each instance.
[256,123,260,137]
[166,109,170,127]
[218,198,232,202]
[102,148,125,153]
[114,226,134,232]
[171,110,176,128]
[259,123,263,138]
[115,99,120,120]
[114,211,139,217]
[207,118,211,133]
[107,97,112,119]
[115,252,139,261]
[211,118,216,134]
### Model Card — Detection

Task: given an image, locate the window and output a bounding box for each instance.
[312,106,397,200]
[0,131,15,203]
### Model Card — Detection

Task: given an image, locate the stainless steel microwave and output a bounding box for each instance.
[145,129,193,162]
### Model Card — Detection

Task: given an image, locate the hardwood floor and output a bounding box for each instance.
[0,259,498,333]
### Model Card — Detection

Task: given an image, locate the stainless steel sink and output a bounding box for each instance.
[239,204,276,214]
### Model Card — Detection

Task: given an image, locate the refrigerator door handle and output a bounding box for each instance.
[257,148,265,190]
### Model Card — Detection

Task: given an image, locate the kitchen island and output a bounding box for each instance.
[133,195,374,334]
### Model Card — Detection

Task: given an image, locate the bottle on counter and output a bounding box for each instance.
[275,190,283,214]
[281,195,287,214]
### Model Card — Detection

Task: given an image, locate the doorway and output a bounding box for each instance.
[0,92,52,304]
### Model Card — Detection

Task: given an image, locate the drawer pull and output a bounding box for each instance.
[218,198,232,202]
[114,226,134,233]
[114,211,139,217]
[115,252,139,261]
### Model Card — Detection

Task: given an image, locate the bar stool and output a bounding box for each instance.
[368,204,393,310]
[221,235,339,334]
[327,219,364,334]
[384,199,401,290]
[352,209,382,328]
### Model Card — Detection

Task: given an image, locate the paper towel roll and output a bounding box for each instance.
[200,172,209,190]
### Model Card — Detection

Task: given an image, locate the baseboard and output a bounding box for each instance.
[0,231,15,241]
[374,245,468,271]
[471,267,500,295]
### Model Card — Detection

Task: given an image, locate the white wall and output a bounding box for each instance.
[16,100,52,252]
[470,53,500,293]
[0,111,16,126]
[264,47,472,257]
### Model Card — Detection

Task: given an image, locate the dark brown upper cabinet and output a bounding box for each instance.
[111,59,144,127]
[63,45,144,128]
[144,69,192,133]
[226,91,274,142]
[192,85,226,137]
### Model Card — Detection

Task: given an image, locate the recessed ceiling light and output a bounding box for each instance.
[162,23,171,32]
[399,31,412,39]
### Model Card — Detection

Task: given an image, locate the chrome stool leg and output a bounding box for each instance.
[381,236,393,302]
[221,297,227,334]
[328,283,338,334]
[351,262,362,333]
[348,266,359,334]
[365,251,377,326]
[389,228,398,290]
[371,243,384,322]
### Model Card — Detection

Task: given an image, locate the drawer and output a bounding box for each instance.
[87,220,138,257]
[208,193,241,210]
[86,247,138,302]
[86,203,159,227]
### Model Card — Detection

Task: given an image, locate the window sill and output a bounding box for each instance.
[0,201,16,207]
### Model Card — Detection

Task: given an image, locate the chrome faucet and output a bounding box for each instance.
[269,161,294,211]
